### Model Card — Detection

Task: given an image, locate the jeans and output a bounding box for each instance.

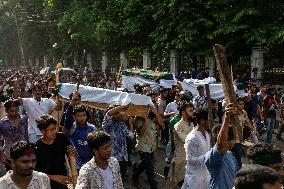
[133,151,157,189]
[266,118,275,144]
[230,143,242,169]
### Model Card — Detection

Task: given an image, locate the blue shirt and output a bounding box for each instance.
[102,115,134,161]
[70,123,97,169]
[64,105,97,169]
[204,145,238,189]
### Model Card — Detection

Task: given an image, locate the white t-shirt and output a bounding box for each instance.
[98,166,113,189]
[22,98,56,135]
[165,101,179,115]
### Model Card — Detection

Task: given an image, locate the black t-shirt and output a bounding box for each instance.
[35,133,70,189]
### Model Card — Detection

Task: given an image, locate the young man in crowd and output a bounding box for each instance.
[61,91,94,133]
[263,87,277,144]
[18,84,62,143]
[76,131,124,189]
[232,97,259,169]
[164,91,193,180]
[102,104,134,180]
[234,164,282,189]
[164,91,182,118]
[245,84,260,121]
[64,104,97,169]
[60,92,82,132]
[204,104,239,189]
[183,104,238,189]
[157,88,168,145]
[166,101,194,189]
[132,106,164,189]
[193,85,208,109]
[0,99,28,157]
[257,83,267,109]
[0,141,51,188]
[182,108,211,189]
[35,115,76,189]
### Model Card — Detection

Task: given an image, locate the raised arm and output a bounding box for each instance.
[217,103,237,154]
[107,104,129,116]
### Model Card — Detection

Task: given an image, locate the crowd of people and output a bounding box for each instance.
[0,65,283,189]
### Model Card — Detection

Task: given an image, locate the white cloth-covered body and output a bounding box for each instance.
[122,75,177,91]
[59,83,153,106]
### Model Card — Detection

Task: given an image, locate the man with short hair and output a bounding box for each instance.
[257,83,267,109]
[234,164,281,189]
[233,97,258,169]
[183,104,239,189]
[0,141,51,188]
[0,99,28,157]
[204,104,239,189]
[157,88,168,144]
[245,84,260,121]
[263,87,277,144]
[164,92,182,118]
[193,85,207,109]
[182,108,210,189]
[35,115,75,189]
[132,106,164,189]
[166,101,194,189]
[76,131,124,189]
[102,105,134,180]
[18,84,62,143]
[64,104,97,169]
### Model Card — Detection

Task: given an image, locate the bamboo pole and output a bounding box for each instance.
[69,155,78,187]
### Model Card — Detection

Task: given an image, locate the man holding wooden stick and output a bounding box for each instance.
[35,115,76,189]
[17,83,62,143]
[64,96,97,170]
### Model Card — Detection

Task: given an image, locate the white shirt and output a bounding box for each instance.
[0,170,51,189]
[182,128,210,189]
[22,98,56,135]
[98,166,113,189]
[165,101,179,115]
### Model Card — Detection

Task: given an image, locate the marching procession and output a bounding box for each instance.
[2,0,284,188]
[0,64,282,189]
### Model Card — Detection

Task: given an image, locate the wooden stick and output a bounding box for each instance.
[69,156,78,187]
[213,44,241,140]
[65,155,74,188]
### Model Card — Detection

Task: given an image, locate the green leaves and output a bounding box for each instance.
[1,0,284,63]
